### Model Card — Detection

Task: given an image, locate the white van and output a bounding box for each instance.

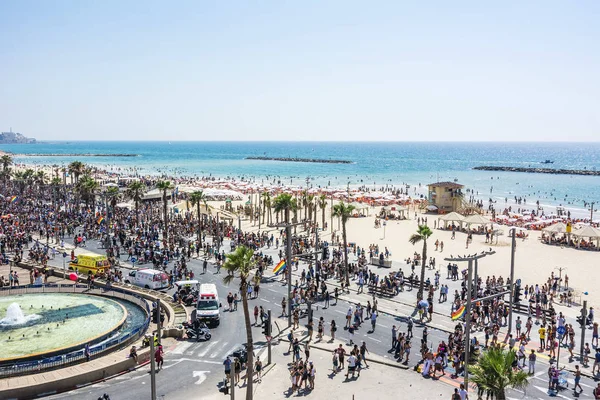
[196,283,220,326]
[125,269,170,290]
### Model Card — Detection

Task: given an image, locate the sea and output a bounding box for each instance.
[2,141,599,218]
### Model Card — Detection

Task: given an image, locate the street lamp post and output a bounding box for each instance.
[444,250,496,388]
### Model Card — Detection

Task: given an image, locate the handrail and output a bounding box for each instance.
[0,284,151,378]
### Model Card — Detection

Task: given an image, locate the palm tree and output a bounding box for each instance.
[469,347,529,399]
[12,170,26,194]
[50,176,62,205]
[125,180,146,224]
[35,170,47,195]
[408,225,433,300]
[189,190,208,246]
[106,186,120,208]
[77,175,99,210]
[222,245,258,400]
[68,161,85,184]
[1,154,13,174]
[273,193,294,224]
[0,168,11,183]
[332,201,355,286]
[156,180,174,240]
[301,190,308,221]
[307,194,315,221]
[261,192,271,225]
[318,194,327,230]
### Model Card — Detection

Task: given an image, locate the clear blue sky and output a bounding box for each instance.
[1,1,598,141]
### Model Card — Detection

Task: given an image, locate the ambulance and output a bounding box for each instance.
[124,268,170,290]
[196,284,221,326]
[69,254,110,275]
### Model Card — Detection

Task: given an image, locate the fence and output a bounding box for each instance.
[0,284,151,378]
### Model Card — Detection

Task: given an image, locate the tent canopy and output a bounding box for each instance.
[573,225,600,238]
[542,222,568,233]
[438,212,464,222]
[464,214,491,225]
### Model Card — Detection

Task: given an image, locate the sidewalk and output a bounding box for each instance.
[251,333,450,400]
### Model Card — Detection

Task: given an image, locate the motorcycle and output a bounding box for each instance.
[183,321,212,341]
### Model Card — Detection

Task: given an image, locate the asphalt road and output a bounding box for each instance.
[36,234,600,400]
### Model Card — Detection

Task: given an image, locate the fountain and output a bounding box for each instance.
[0,303,41,326]
[0,294,147,364]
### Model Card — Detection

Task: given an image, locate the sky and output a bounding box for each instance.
[0,1,599,142]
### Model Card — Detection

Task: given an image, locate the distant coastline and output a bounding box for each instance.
[246,156,353,164]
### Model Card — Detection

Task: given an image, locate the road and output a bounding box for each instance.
[36,233,600,400]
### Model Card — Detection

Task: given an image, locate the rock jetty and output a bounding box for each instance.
[20,153,139,157]
[246,156,353,164]
[473,166,600,176]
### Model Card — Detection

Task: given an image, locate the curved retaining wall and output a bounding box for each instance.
[0,284,150,378]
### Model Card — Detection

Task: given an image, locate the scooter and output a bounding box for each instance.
[183,321,211,341]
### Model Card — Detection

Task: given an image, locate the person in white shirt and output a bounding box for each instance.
[345,354,357,379]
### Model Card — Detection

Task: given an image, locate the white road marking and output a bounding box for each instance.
[171,341,194,355]
[334,310,346,315]
[193,370,211,385]
[198,340,220,358]
[211,341,230,359]
[366,336,382,343]
[261,299,271,303]
[378,324,390,329]
[267,288,279,293]
[222,345,240,359]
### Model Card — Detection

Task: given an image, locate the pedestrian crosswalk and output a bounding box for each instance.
[170,340,268,362]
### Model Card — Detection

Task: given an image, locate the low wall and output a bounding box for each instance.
[1,347,151,400]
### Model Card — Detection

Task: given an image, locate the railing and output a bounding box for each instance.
[0,284,151,378]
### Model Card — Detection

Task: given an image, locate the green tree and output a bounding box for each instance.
[332,201,355,286]
[189,190,208,246]
[273,193,294,224]
[307,194,315,221]
[106,186,120,208]
[68,161,85,184]
[222,245,259,400]
[1,155,13,182]
[469,347,529,400]
[77,175,99,210]
[50,176,62,205]
[12,170,26,194]
[35,170,47,195]
[318,194,327,229]
[156,180,174,240]
[408,225,433,300]
[261,191,271,225]
[125,180,146,224]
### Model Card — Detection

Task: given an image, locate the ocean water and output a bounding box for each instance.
[2,141,599,217]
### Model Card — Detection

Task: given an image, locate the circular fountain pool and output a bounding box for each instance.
[0,293,145,363]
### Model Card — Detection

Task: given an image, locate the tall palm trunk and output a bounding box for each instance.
[196,203,202,246]
[322,207,326,230]
[418,240,427,299]
[162,192,168,240]
[240,283,254,399]
[342,220,349,285]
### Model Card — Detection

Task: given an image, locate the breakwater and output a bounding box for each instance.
[473,166,600,176]
[19,153,139,157]
[246,156,353,164]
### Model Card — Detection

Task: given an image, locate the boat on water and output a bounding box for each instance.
[541,160,554,164]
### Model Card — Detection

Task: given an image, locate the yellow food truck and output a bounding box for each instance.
[69,254,110,275]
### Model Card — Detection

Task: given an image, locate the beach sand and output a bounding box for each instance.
[237,204,599,309]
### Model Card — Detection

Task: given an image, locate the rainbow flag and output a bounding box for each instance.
[9,195,18,203]
[97,216,105,224]
[451,305,466,321]
[273,260,287,275]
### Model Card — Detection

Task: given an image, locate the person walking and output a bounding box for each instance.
[330,320,337,341]
[574,365,583,393]
[360,341,370,368]
[370,311,377,332]
[528,349,536,374]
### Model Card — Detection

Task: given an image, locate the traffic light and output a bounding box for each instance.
[262,314,271,336]
[513,285,522,303]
